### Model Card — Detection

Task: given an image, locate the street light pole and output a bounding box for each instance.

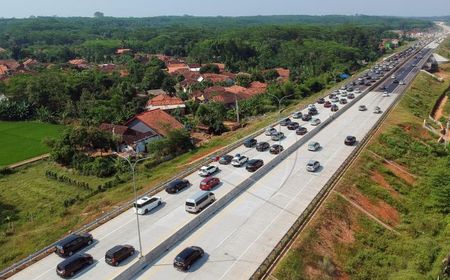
[116,153,152,259]
[266,93,295,146]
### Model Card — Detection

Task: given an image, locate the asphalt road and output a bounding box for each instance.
[8,39,435,280]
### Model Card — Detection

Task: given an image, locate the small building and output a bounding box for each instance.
[99,123,155,153]
[188,63,201,72]
[22,58,39,70]
[98,63,116,72]
[145,94,186,112]
[116,48,132,55]
[68,59,89,69]
[125,109,184,140]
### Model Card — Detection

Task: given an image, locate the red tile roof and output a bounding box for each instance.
[202,73,235,83]
[116,48,131,55]
[0,59,20,71]
[147,94,185,107]
[129,109,184,137]
[99,123,154,145]
[168,63,189,74]
[275,68,290,81]
[0,65,8,76]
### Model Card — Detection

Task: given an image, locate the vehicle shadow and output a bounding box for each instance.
[188,253,210,272]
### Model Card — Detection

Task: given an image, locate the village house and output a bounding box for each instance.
[145,94,186,113]
[188,63,201,72]
[69,59,89,69]
[116,48,132,55]
[0,59,20,78]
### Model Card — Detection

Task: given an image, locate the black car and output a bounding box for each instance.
[287,122,300,130]
[56,253,93,278]
[317,97,325,104]
[173,246,204,271]
[218,155,233,165]
[55,233,93,258]
[296,126,308,135]
[256,142,270,152]
[344,136,357,146]
[331,104,339,112]
[165,179,190,194]
[244,138,257,148]
[393,79,399,84]
[280,118,292,126]
[308,108,318,116]
[269,144,284,154]
[246,159,264,172]
[302,113,312,121]
[105,245,135,266]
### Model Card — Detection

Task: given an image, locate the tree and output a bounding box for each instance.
[94,12,104,18]
[196,102,227,134]
[200,64,220,74]
[236,74,253,88]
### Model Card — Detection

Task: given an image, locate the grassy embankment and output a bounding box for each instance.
[0,46,411,269]
[0,121,64,167]
[272,66,450,278]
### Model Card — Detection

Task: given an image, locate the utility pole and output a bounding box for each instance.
[235,94,240,124]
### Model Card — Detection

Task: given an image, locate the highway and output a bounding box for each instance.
[7,38,436,280]
[129,44,437,279]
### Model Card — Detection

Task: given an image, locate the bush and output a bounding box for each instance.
[200,64,220,74]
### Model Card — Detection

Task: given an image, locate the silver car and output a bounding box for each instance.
[310,118,321,126]
[307,142,320,151]
[306,160,320,172]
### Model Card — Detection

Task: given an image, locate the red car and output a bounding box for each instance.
[200,177,220,191]
[324,101,332,108]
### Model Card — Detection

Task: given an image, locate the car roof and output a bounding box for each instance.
[136,196,152,204]
[57,254,88,268]
[176,247,196,260]
[56,234,80,246]
[248,159,261,164]
[106,245,125,256]
[201,177,216,182]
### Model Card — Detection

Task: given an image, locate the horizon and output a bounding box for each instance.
[1,0,450,19]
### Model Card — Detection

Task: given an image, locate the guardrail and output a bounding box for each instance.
[0,44,425,280]
[249,46,433,280]
[112,45,426,280]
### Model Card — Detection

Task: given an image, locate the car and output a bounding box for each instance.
[166,179,190,194]
[56,253,93,278]
[358,80,365,85]
[292,111,303,119]
[340,92,347,97]
[231,155,249,167]
[307,141,321,151]
[391,75,396,79]
[287,122,300,130]
[399,80,405,85]
[265,127,277,136]
[256,141,270,152]
[134,196,162,215]
[308,107,318,116]
[198,165,219,177]
[324,101,332,108]
[382,92,390,97]
[308,104,316,110]
[243,138,257,148]
[218,155,233,165]
[55,233,93,257]
[317,98,325,104]
[330,96,339,103]
[344,136,357,146]
[330,104,339,112]
[173,246,204,271]
[269,144,284,154]
[105,245,135,266]
[310,118,321,126]
[271,131,285,141]
[306,160,320,172]
[200,177,220,191]
[374,106,382,114]
[346,87,354,92]
[246,159,264,172]
[354,88,361,93]
[412,64,417,67]
[296,126,308,135]
[347,93,355,99]
[339,98,347,105]
[358,105,367,111]
[280,118,292,126]
[365,81,372,86]
[393,79,399,84]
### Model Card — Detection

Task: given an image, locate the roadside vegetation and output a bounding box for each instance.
[0,121,64,167]
[273,60,450,279]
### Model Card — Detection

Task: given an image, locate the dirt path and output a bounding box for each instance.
[434,95,448,121]
[8,154,50,169]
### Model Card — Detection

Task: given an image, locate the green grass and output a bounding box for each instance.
[0,121,64,167]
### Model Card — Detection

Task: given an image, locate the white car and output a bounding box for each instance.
[374,106,382,114]
[382,92,390,97]
[307,141,321,151]
[134,196,162,215]
[399,80,405,85]
[231,155,249,167]
[265,127,277,136]
[306,160,320,172]
[354,88,362,94]
[340,92,347,97]
[198,165,219,177]
[391,75,396,79]
[307,104,316,110]
[359,105,367,111]
[310,118,321,126]
[331,96,339,103]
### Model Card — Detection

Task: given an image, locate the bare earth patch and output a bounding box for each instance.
[371,170,400,198]
[383,162,416,186]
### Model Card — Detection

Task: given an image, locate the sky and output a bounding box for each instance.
[0,0,449,18]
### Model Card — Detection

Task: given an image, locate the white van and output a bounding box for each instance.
[134,196,162,215]
[185,191,215,214]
